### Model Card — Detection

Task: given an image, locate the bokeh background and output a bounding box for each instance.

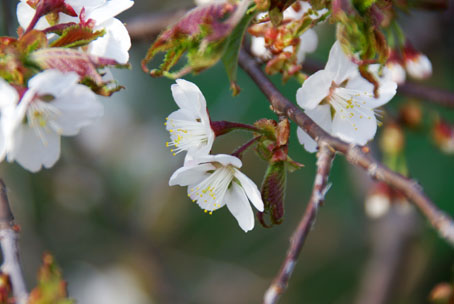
[0,1,454,303]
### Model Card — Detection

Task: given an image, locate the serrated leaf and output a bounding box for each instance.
[222,7,256,95]
[18,30,48,55]
[50,24,105,48]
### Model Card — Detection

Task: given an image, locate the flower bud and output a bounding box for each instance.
[403,42,432,80]
[433,118,454,154]
[429,282,452,304]
[380,123,405,155]
[365,182,391,218]
[399,101,422,128]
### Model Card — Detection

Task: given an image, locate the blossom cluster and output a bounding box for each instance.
[0,0,134,172]
[165,79,264,232]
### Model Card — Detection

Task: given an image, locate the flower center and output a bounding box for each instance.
[188,166,235,214]
[165,117,210,156]
[26,99,62,145]
[325,82,378,131]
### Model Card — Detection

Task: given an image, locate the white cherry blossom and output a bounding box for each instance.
[296,41,397,152]
[165,79,215,164]
[0,70,103,172]
[169,154,264,232]
[17,0,134,63]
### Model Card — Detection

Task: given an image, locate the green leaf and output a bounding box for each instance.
[221,8,256,95]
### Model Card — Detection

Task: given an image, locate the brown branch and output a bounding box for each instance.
[397,82,454,108]
[263,143,334,304]
[238,48,454,246]
[0,179,28,304]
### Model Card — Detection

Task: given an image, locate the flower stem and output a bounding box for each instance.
[232,136,261,159]
[210,120,263,136]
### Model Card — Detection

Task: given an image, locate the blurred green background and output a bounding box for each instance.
[1,0,453,303]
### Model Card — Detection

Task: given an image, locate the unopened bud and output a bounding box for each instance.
[403,42,432,80]
[433,118,454,154]
[429,282,452,303]
[380,124,405,155]
[365,182,391,218]
[399,101,422,128]
[386,49,406,84]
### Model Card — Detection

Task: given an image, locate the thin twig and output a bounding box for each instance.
[397,82,454,108]
[238,48,454,246]
[0,179,28,304]
[263,143,335,304]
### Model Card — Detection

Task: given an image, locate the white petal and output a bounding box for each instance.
[225,183,255,232]
[9,125,61,172]
[332,107,377,145]
[297,127,317,153]
[296,70,332,110]
[386,62,406,85]
[89,18,131,64]
[171,79,207,114]
[29,70,80,97]
[87,0,134,25]
[0,123,6,162]
[0,79,19,109]
[251,37,272,60]
[51,85,103,136]
[212,154,242,168]
[325,41,358,84]
[296,104,332,153]
[169,163,214,186]
[344,66,397,108]
[234,169,264,211]
[299,29,318,54]
[167,108,197,126]
[16,2,51,30]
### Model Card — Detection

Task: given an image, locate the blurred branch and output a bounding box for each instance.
[397,82,454,108]
[0,179,28,304]
[125,9,189,40]
[263,143,334,304]
[238,48,454,246]
[354,208,419,304]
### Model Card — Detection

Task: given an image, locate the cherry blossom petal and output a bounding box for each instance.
[51,85,104,136]
[251,37,272,60]
[325,41,357,84]
[9,124,61,172]
[225,183,254,232]
[86,0,134,25]
[332,107,377,145]
[344,66,397,108]
[233,169,264,211]
[29,70,80,97]
[88,18,131,64]
[194,154,242,168]
[0,79,18,108]
[169,163,214,186]
[299,29,318,54]
[171,79,207,113]
[296,70,332,110]
[296,104,332,153]
[16,1,51,30]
